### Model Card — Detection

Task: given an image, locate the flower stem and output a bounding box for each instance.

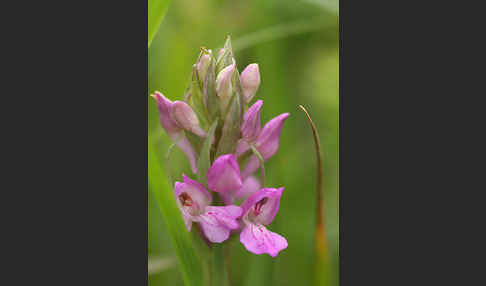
[211,244,229,286]
[249,143,266,187]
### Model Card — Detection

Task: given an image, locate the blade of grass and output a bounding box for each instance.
[148,0,172,47]
[148,256,177,275]
[299,105,332,286]
[148,136,205,286]
[232,18,335,52]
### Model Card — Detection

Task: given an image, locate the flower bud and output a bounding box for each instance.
[151,91,180,134]
[215,62,236,113]
[240,64,261,104]
[197,53,212,82]
[217,48,225,62]
[241,100,263,142]
[171,101,207,137]
[150,92,198,174]
[254,113,290,160]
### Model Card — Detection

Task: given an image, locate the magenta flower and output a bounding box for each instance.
[236,101,290,178]
[207,154,243,193]
[239,188,288,257]
[221,175,261,205]
[207,154,260,205]
[240,99,263,142]
[175,174,242,243]
[151,92,200,173]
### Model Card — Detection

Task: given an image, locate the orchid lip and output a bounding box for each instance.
[253,197,268,216]
[179,192,193,207]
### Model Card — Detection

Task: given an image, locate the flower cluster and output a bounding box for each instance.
[151,37,289,257]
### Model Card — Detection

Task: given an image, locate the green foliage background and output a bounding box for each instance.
[148,0,338,285]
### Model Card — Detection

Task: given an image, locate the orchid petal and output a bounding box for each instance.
[241,100,263,142]
[151,92,198,173]
[235,139,250,158]
[174,174,212,210]
[241,187,284,225]
[241,155,260,179]
[172,101,207,137]
[254,113,290,160]
[151,91,181,134]
[199,205,242,243]
[235,176,261,201]
[207,154,243,193]
[240,223,288,257]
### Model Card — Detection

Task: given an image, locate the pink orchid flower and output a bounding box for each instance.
[174,174,242,243]
[240,188,288,257]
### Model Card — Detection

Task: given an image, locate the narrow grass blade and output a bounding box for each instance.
[148,0,172,47]
[299,105,332,286]
[148,256,176,275]
[148,136,205,286]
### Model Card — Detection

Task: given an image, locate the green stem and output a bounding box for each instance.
[249,143,266,187]
[211,244,229,286]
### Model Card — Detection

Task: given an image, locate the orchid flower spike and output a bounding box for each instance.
[151,92,198,173]
[240,188,288,257]
[175,174,242,243]
[240,64,261,104]
[152,37,291,255]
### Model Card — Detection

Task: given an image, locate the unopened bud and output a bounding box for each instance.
[217,48,225,62]
[216,62,236,113]
[241,100,263,142]
[197,53,211,81]
[240,64,261,104]
[172,101,207,137]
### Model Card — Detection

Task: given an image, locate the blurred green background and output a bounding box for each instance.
[148,0,338,285]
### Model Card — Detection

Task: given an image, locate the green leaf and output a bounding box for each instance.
[148,136,205,286]
[215,36,234,74]
[197,121,218,186]
[188,66,210,129]
[204,59,220,122]
[215,91,241,157]
[148,0,172,48]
